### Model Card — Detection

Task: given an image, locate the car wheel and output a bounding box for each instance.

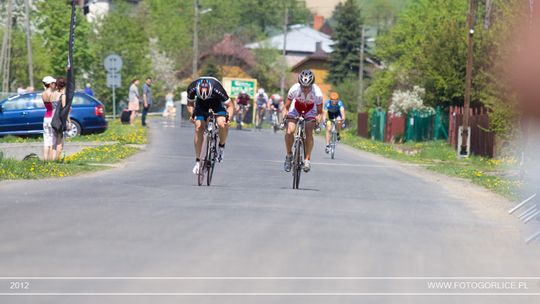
[66,120,81,138]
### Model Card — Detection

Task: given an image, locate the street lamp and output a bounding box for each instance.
[192,0,212,78]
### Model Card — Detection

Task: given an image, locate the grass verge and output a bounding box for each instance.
[0,121,146,180]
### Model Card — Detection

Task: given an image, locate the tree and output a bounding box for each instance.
[35,0,94,84]
[327,0,366,85]
[89,2,151,110]
[365,0,523,137]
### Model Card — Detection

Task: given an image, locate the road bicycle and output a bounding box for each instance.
[291,116,306,189]
[270,108,280,133]
[198,110,220,186]
[255,106,266,130]
[328,119,338,159]
[235,104,248,130]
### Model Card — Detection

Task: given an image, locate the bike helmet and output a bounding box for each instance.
[196,78,213,100]
[298,70,315,87]
[330,92,339,101]
[258,88,265,95]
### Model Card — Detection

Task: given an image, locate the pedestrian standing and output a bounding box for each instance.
[142,77,153,127]
[51,77,70,161]
[128,79,140,126]
[41,76,56,161]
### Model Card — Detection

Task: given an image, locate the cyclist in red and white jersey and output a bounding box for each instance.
[282,70,323,173]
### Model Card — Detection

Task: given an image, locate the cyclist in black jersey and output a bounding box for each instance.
[186,77,234,175]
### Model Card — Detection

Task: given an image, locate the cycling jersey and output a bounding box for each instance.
[324,99,344,113]
[187,77,230,120]
[255,92,268,107]
[286,83,323,119]
[236,93,250,106]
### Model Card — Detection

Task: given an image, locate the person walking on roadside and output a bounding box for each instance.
[128,79,140,125]
[142,77,153,127]
[42,76,56,161]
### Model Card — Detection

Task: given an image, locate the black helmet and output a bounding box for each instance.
[196,78,213,100]
[298,70,315,87]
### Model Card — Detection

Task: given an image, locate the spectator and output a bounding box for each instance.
[41,76,56,161]
[128,79,140,125]
[142,77,153,127]
[51,77,70,161]
[84,83,94,96]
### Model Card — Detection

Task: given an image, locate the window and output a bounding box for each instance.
[72,94,93,105]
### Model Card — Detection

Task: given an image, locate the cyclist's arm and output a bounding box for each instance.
[283,97,293,118]
[316,103,323,123]
[340,102,346,120]
[225,100,234,120]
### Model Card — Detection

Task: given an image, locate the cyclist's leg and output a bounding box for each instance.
[194,118,206,158]
[285,117,296,155]
[325,118,332,145]
[213,102,229,146]
[304,119,316,161]
[193,103,209,158]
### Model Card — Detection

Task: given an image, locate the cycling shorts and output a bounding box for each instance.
[193,100,228,121]
[328,112,342,120]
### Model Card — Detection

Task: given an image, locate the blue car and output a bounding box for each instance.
[0,91,108,137]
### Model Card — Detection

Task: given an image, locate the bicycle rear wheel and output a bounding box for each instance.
[206,135,217,186]
[292,139,303,189]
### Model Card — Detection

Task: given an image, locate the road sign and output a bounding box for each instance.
[104,54,123,73]
[106,72,121,88]
[222,77,258,97]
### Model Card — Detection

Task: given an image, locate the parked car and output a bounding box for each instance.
[0,91,107,137]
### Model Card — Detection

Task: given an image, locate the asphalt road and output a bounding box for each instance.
[1,118,539,304]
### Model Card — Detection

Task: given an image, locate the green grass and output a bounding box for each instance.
[0,120,148,145]
[339,130,522,200]
[0,121,146,180]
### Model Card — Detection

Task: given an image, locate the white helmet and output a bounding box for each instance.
[257,88,265,95]
[298,70,315,87]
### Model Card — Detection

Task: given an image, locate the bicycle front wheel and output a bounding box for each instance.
[197,134,209,186]
[292,139,303,189]
[331,132,337,159]
[206,134,217,186]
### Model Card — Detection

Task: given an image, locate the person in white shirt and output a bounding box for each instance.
[282,70,323,173]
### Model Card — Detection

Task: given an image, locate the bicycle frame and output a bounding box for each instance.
[329,119,337,159]
[291,116,306,189]
[198,110,219,186]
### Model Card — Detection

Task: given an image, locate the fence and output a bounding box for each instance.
[370,108,386,141]
[371,107,448,143]
[448,106,495,158]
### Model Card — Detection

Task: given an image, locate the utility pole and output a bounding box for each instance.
[280,4,288,98]
[357,25,369,137]
[357,26,365,113]
[0,0,13,94]
[24,0,34,88]
[192,0,200,78]
[460,0,477,157]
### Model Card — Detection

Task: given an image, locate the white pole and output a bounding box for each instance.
[112,83,116,120]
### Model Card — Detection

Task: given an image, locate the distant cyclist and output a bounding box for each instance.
[255,88,268,129]
[269,93,283,124]
[323,92,346,153]
[283,70,323,173]
[187,77,233,175]
[235,90,250,127]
